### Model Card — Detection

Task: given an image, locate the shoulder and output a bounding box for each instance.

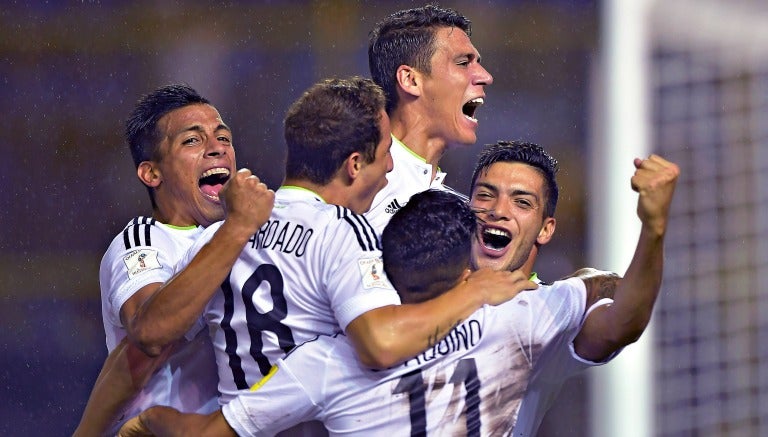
[117,216,160,250]
[101,217,204,272]
[117,216,203,250]
[509,277,588,317]
[525,276,587,300]
[330,206,381,252]
[562,268,620,308]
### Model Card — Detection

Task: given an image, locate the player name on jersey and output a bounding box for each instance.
[248,219,314,257]
[402,317,482,367]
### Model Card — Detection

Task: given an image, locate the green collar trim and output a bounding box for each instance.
[165,223,198,230]
[393,134,442,173]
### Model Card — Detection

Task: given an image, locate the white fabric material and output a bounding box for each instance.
[222,277,601,436]
[179,187,401,402]
[364,136,451,234]
[99,217,219,434]
[511,296,615,436]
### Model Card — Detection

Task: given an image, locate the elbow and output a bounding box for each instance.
[579,321,649,362]
[128,326,167,358]
[365,356,401,370]
[358,344,401,369]
[604,321,649,350]
[136,341,165,358]
[354,335,403,369]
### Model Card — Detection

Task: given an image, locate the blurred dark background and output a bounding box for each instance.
[0,1,598,435]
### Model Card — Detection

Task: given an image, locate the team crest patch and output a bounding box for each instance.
[123,249,161,279]
[358,256,389,289]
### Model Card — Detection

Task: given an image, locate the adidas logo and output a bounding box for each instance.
[384,199,404,214]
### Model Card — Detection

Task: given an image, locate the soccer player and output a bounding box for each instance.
[470,142,679,435]
[125,77,526,407]
[73,84,274,436]
[117,142,679,436]
[365,4,493,232]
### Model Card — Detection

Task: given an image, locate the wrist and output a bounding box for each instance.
[218,218,256,245]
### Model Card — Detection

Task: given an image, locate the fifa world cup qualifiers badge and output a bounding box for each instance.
[123,249,162,279]
[358,257,390,289]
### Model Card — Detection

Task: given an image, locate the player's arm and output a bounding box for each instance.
[118,408,234,437]
[346,268,537,368]
[564,267,622,305]
[73,337,176,437]
[573,155,679,362]
[127,170,274,356]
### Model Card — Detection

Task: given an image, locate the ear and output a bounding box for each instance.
[536,217,556,246]
[137,161,162,188]
[344,152,364,183]
[395,65,422,98]
[459,268,472,282]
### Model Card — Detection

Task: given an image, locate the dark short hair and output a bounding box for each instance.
[470,140,560,218]
[125,84,210,168]
[382,189,475,303]
[368,4,471,114]
[284,76,386,185]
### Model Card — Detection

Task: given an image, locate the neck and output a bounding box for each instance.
[152,199,201,228]
[282,177,347,207]
[519,245,539,278]
[390,109,446,178]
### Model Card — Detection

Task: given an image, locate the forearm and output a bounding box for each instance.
[347,282,485,368]
[576,226,665,360]
[74,339,171,436]
[130,221,251,353]
[607,226,665,341]
[576,154,677,360]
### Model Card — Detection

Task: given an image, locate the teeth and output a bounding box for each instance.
[200,168,230,179]
[484,228,509,238]
[463,98,484,121]
[482,227,512,251]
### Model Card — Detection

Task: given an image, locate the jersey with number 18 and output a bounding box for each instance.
[179,186,400,403]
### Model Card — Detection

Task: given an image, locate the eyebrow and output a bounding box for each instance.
[473,181,498,194]
[474,181,539,200]
[177,123,232,136]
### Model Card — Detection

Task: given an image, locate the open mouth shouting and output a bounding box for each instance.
[198,167,231,202]
[480,225,511,252]
[462,97,484,122]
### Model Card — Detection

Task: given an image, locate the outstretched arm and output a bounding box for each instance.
[118,407,234,437]
[73,338,175,437]
[127,170,274,356]
[574,154,679,361]
[346,268,538,368]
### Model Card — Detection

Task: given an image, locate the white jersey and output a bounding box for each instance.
[365,136,458,234]
[222,277,610,436]
[99,217,219,433]
[180,187,401,402]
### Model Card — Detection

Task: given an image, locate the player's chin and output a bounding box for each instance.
[471,248,504,272]
[457,128,478,147]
